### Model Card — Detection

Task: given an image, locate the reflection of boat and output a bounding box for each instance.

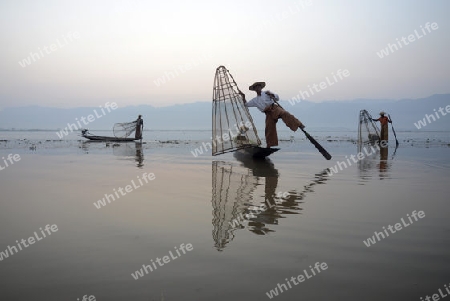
[80,141,144,168]
[81,129,139,142]
[233,152,278,178]
[211,157,329,251]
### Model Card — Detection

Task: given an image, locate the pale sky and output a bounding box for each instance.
[0,0,449,108]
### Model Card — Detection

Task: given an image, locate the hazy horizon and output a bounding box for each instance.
[1,94,448,131]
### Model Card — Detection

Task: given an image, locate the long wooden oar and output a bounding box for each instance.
[300,128,332,160]
[274,100,332,160]
[388,114,399,147]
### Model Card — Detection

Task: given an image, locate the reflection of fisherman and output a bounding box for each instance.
[234,154,280,235]
[135,142,144,168]
[379,146,388,173]
[372,111,391,143]
[241,82,305,148]
[135,115,143,140]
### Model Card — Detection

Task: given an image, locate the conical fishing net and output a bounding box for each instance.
[113,121,137,138]
[212,66,261,156]
[358,110,380,145]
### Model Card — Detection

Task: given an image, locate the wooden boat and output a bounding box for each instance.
[237,146,279,159]
[81,129,139,142]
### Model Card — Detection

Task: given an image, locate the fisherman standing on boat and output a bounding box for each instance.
[241,82,305,148]
[135,115,143,140]
[372,111,391,144]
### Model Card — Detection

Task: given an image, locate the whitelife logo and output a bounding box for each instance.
[18,31,80,68]
[77,295,96,301]
[376,22,439,58]
[265,262,328,299]
[55,102,118,139]
[363,210,425,247]
[0,154,21,171]
[414,105,450,129]
[153,53,212,87]
[93,172,156,209]
[190,121,254,157]
[420,283,450,301]
[288,69,350,105]
[0,224,59,262]
[131,243,194,280]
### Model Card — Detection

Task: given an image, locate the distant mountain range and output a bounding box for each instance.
[0,94,449,131]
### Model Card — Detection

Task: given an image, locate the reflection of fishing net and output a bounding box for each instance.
[112,143,136,157]
[212,66,261,156]
[357,143,383,182]
[113,121,137,138]
[358,110,380,145]
[212,161,257,251]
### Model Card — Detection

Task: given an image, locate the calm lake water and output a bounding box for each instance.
[0,131,449,300]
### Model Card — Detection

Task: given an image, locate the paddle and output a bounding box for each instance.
[273,100,332,160]
[387,114,399,147]
[300,128,332,160]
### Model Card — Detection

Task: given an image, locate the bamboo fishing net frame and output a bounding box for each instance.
[358,110,381,145]
[212,66,261,155]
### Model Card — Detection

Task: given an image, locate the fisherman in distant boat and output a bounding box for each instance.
[372,111,391,144]
[135,115,143,140]
[241,82,305,148]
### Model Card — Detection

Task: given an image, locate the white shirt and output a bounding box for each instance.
[245,91,279,112]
